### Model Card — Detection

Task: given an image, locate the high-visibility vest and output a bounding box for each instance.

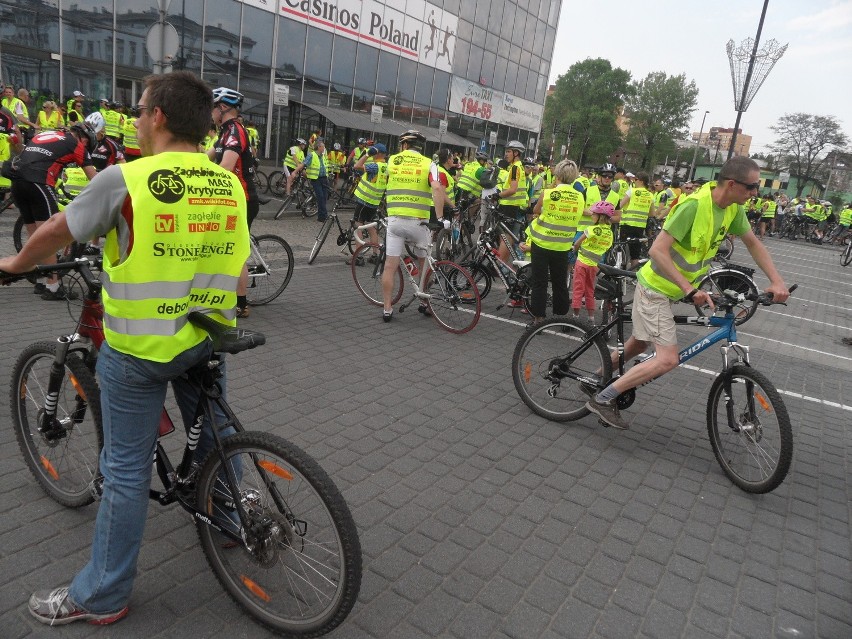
[284,145,304,169]
[456,160,483,197]
[385,150,433,219]
[621,187,654,228]
[353,161,388,206]
[580,184,620,231]
[2,96,28,129]
[57,166,90,200]
[0,136,10,188]
[437,165,456,206]
[122,117,140,154]
[762,199,777,217]
[839,207,852,226]
[577,223,614,267]
[638,183,740,300]
[527,183,585,251]
[103,109,122,139]
[327,150,345,172]
[500,160,528,208]
[304,150,327,179]
[102,154,249,361]
[37,110,63,130]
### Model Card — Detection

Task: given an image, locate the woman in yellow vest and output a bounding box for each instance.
[572,200,615,322]
[520,159,585,324]
[497,140,528,264]
[36,101,63,130]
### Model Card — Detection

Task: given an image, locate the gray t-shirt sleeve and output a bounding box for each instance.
[65,165,129,243]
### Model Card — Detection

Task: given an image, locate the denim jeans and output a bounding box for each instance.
[312,176,329,220]
[69,339,229,613]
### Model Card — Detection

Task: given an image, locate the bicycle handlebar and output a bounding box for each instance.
[713,283,798,308]
[0,256,102,287]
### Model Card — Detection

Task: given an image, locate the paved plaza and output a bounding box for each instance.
[0,200,849,638]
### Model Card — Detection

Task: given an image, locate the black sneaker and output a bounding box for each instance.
[585,398,629,430]
[33,283,47,295]
[41,286,79,301]
[418,303,432,317]
[29,586,128,626]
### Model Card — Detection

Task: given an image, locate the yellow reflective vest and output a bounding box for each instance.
[385,150,433,219]
[527,183,585,251]
[353,161,388,207]
[621,187,654,228]
[501,160,528,208]
[577,223,614,267]
[456,160,483,197]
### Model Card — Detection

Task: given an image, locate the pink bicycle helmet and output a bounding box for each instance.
[590,201,616,218]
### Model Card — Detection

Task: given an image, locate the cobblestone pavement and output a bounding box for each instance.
[0,200,849,638]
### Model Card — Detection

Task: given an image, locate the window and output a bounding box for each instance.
[487,0,504,35]
[303,28,333,105]
[203,0,242,86]
[500,3,515,41]
[352,44,378,107]
[330,36,357,107]
[414,64,435,110]
[396,58,417,121]
[466,44,484,81]
[376,51,400,117]
[505,61,518,96]
[493,55,508,92]
[432,71,451,115]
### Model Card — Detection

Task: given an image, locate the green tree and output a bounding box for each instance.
[769,113,849,196]
[542,58,631,167]
[624,71,698,171]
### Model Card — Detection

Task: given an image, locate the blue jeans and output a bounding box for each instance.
[312,176,329,220]
[69,339,229,613]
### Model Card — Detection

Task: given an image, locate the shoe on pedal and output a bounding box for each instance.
[585,398,628,430]
[40,285,79,301]
[417,303,432,317]
[29,586,129,626]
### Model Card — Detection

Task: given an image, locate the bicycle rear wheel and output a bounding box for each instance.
[10,343,103,507]
[706,365,793,493]
[512,318,611,421]
[196,431,361,636]
[351,242,403,307]
[267,171,286,197]
[253,170,268,194]
[308,216,334,264]
[247,234,294,305]
[424,261,481,334]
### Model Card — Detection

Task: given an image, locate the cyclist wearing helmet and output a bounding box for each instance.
[288,137,331,223]
[85,112,126,171]
[455,151,488,217]
[7,121,97,299]
[209,86,258,318]
[348,137,368,173]
[581,163,621,232]
[496,140,528,263]
[619,171,656,269]
[572,200,615,322]
[327,141,346,187]
[350,142,389,251]
[382,129,443,321]
[283,137,306,192]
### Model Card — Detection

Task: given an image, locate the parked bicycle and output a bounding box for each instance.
[4,258,362,635]
[246,232,294,305]
[271,173,317,220]
[307,195,385,264]
[350,221,482,334]
[512,262,797,494]
[841,236,852,267]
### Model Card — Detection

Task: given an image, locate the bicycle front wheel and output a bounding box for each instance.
[512,318,611,421]
[841,240,852,267]
[706,365,793,493]
[425,261,481,334]
[351,242,403,307]
[10,343,103,507]
[308,216,334,264]
[247,234,294,305]
[196,431,361,636]
[267,171,286,197]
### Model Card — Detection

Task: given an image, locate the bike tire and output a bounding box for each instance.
[246,234,294,306]
[695,268,758,325]
[512,317,611,422]
[840,241,852,267]
[461,262,492,301]
[434,228,452,261]
[718,236,734,260]
[10,343,103,507]
[706,365,793,493]
[13,214,26,253]
[424,261,481,334]
[254,169,268,195]
[267,171,286,197]
[300,190,318,218]
[0,192,15,216]
[350,242,403,307]
[308,216,334,264]
[195,431,361,637]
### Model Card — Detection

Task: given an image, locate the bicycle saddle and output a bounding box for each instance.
[188,311,266,354]
[598,263,637,280]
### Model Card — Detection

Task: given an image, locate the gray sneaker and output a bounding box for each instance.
[585,398,629,430]
[29,586,128,626]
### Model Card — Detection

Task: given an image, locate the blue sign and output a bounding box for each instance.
[479,139,487,153]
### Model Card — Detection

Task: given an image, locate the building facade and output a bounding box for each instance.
[0,0,559,160]
[691,127,752,159]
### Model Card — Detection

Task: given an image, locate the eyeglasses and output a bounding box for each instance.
[728,177,761,191]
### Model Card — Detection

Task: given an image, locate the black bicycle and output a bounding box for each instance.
[5,259,361,636]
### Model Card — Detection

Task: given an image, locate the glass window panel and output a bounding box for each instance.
[526,0,541,21]
[169,0,204,75]
[413,64,434,109]
[352,43,378,109]
[460,0,476,22]
[487,0,504,35]
[376,51,400,117]
[514,10,528,49]
[238,6,274,97]
[548,0,560,24]
[544,26,556,60]
[520,48,531,69]
[539,0,549,20]
[432,70,450,115]
[466,44,484,82]
[500,3,515,41]
[481,51,496,86]
[457,19,473,42]
[1,2,60,99]
[329,36,357,109]
[396,57,417,121]
[303,27,332,105]
[443,0,460,14]
[493,55,507,92]
[453,39,470,77]
[505,62,518,96]
[202,0,241,87]
[525,69,537,101]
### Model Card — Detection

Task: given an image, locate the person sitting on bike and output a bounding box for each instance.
[618,172,656,269]
[282,137,306,193]
[209,86,258,318]
[572,200,615,322]
[350,142,388,253]
[585,156,789,430]
[496,140,529,265]
[520,159,585,325]
[348,137,368,176]
[802,195,827,243]
[328,141,346,188]
[7,120,98,299]
[382,129,447,322]
[455,151,488,215]
[289,137,331,223]
[0,70,249,627]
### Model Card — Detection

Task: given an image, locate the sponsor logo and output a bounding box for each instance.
[188,197,238,207]
[187,212,221,222]
[550,191,562,201]
[152,242,237,260]
[154,214,175,233]
[188,291,226,305]
[188,222,220,232]
[148,169,185,203]
[225,215,237,231]
[680,337,711,361]
[393,156,404,165]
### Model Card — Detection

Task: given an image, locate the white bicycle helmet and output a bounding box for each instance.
[333,142,341,151]
[211,87,244,108]
[506,140,525,153]
[84,112,105,134]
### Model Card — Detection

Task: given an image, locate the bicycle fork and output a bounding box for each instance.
[38,337,83,443]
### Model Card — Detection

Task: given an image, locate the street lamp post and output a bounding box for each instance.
[689,110,709,180]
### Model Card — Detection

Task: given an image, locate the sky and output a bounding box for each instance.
[548,0,852,154]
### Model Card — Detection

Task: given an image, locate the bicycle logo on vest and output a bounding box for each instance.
[550,191,562,201]
[148,169,186,203]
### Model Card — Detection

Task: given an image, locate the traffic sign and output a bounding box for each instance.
[371,105,383,124]
[273,84,289,106]
[488,131,497,145]
[479,139,487,153]
[438,120,448,135]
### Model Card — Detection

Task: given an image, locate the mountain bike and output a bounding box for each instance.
[307,195,384,264]
[434,206,475,262]
[272,174,317,220]
[512,262,797,494]
[350,221,482,334]
[4,258,362,635]
[246,232,294,305]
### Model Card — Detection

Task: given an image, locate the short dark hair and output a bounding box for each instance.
[635,171,650,185]
[143,71,212,145]
[437,148,451,164]
[718,156,759,182]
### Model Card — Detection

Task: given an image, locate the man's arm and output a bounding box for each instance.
[647,231,709,303]
[218,149,239,172]
[431,181,447,216]
[0,213,74,273]
[740,230,789,302]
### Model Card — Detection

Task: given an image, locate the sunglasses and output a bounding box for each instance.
[729,178,760,191]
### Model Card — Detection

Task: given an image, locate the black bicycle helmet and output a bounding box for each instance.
[211,87,244,108]
[599,163,616,175]
[399,129,426,144]
[70,121,96,149]
[475,151,488,161]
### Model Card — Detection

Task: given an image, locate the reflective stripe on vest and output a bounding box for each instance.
[638,184,739,300]
[385,150,433,219]
[122,117,139,150]
[501,160,528,207]
[103,109,122,138]
[621,187,654,227]
[456,161,483,196]
[285,146,304,169]
[577,224,614,267]
[528,184,584,251]
[353,161,388,206]
[102,153,249,361]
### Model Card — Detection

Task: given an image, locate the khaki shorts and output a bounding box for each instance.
[631,283,677,346]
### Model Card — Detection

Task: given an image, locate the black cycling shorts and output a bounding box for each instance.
[12,180,60,224]
[247,197,260,229]
[354,201,378,224]
[619,224,646,261]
